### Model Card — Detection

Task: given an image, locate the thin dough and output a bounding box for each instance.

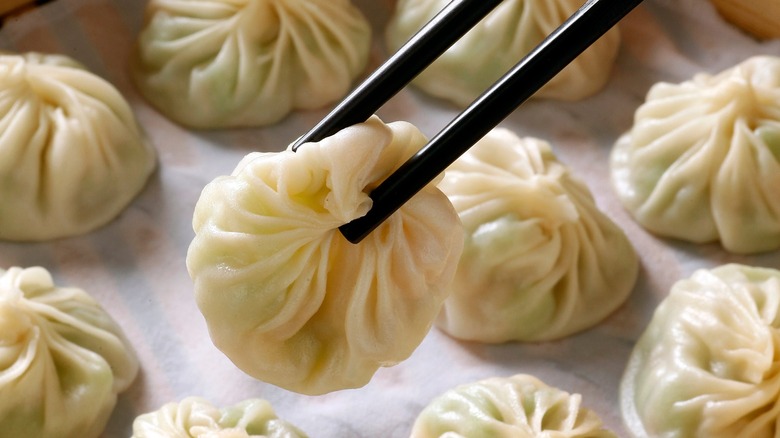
[132,0,371,128]
[621,264,780,438]
[132,397,307,437]
[437,129,638,342]
[186,116,463,395]
[411,374,616,438]
[0,266,139,438]
[385,0,620,107]
[0,52,156,241]
[610,56,780,254]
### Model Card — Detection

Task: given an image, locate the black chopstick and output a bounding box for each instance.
[290,0,504,151]
[335,0,644,244]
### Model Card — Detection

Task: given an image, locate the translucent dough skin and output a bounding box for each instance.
[437,130,638,342]
[610,56,780,254]
[132,397,308,437]
[186,116,463,395]
[0,266,139,438]
[620,264,780,438]
[385,0,620,107]
[132,0,371,129]
[411,374,616,438]
[0,52,156,241]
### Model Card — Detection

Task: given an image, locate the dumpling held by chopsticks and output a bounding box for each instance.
[186,116,464,395]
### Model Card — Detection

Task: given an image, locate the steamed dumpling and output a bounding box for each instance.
[132,397,307,437]
[0,266,139,438]
[436,129,638,342]
[186,115,463,395]
[385,0,620,107]
[0,52,156,241]
[132,0,371,128]
[610,56,780,254]
[621,264,780,438]
[411,374,616,438]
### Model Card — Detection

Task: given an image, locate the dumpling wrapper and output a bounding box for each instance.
[621,264,780,438]
[132,397,307,438]
[385,0,620,107]
[0,266,139,438]
[411,373,617,438]
[0,52,156,241]
[437,129,638,342]
[610,55,780,254]
[132,0,371,129]
[186,116,464,395]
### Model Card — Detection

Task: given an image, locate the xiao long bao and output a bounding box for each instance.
[610,56,780,254]
[385,0,620,107]
[437,129,638,343]
[0,52,156,242]
[131,397,308,437]
[0,266,139,438]
[132,0,372,129]
[621,264,780,438]
[411,374,616,437]
[186,116,464,395]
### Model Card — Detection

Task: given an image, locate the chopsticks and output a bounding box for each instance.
[294,0,644,244]
[291,0,505,151]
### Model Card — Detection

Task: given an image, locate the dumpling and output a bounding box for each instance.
[385,0,620,107]
[132,0,372,129]
[411,374,616,438]
[0,266,139,438]
[710,0,780,39]
[132,397,308,437]
[620,264,780,438]
[436,129,638,343]
[186,115,464,395]
[610,56,780,254]
[0,52,156,241]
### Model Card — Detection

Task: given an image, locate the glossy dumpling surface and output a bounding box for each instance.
[610,56,780,254]
[132,397,307,437]
[186,116,463,395]
[132,0,371,128]
[0,266,139,438]
[411,374,616,438]
[621,264,780,438]
[385,0,620,107]
[0,52,156,241]
[437,129,638,342]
